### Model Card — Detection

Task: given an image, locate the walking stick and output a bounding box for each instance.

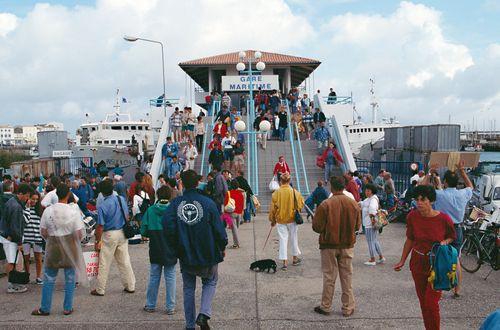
[262,225,273,251]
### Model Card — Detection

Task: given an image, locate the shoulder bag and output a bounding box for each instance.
[224,191,236,213]
[117,195,136,239]
[8,251,30,284]
[45,210,79,269]
[293,189,304,225]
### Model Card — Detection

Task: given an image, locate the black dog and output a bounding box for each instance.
[250,259,277,273]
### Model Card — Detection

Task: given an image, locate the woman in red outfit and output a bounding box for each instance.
[273,155,290,183]
[394,185,456,330]
[224,180,245,248]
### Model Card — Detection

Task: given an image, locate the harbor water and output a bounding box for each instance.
[480,152,500,162]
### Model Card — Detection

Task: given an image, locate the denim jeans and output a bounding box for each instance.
[40,267,76,313]
[145,263,176,311]
[278,127,286,141]
[163,157,173,176]
[324,163,335,183]
[182,266,218,329]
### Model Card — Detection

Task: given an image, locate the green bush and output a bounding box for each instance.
[0,150,32,169]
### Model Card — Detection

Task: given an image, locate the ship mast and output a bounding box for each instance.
[114,88,121,121]
[369,78,378,124]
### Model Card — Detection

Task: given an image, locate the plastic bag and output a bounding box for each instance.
[269,176,279,192]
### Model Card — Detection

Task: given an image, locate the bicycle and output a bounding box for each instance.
[460,217,500,279]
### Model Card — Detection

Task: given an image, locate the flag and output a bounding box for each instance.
[156,94,165,107]
[122,97,128,103]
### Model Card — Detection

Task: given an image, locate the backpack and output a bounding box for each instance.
[428,244,458,291]
[138,194,151,214]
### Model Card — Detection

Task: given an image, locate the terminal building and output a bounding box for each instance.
[179,50,321,106]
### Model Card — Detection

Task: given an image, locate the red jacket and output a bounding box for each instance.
[224,189,244,215]
[273,162,290,176]
[321,147,344,165]
[213,123,227,137]
[345,179,360,202]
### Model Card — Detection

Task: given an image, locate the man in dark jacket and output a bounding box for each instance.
[235,171,254,223]
[141,185,177,314]
[0,183,33,293]
[212,166,228,212]
[208,144,224,171]
[163,170,227,330]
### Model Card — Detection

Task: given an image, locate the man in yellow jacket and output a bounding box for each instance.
[269,173,305,271]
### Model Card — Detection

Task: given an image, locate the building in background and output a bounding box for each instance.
[0,125,14,146]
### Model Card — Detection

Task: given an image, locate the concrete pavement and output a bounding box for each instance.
[0,214,498,329]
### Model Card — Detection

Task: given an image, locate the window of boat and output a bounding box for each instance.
[97,141,102,144]
[111,140,116,144]
[131,126,136,130]
[118,140,123,144]
[104,140,109,144]
[123,126,129,130]
[91,127,96,131]
[138,126,143,130]
[111,126,122,130]
[373,128,378,132]
[125,140,130,144]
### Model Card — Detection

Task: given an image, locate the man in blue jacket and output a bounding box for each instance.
[0,183,33,293]
[163,169,227,330]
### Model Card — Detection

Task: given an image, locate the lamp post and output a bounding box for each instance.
[236,51,266,194]
[124,35,167,117]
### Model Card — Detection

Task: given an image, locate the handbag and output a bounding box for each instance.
[374,209,388,230]
[293,189,304,225]
[117,195,136,239]
[251,195,261,211]
[224,191,236,213]
[269,176,279,192]
[316,155,325,169]
[8,251,30,285]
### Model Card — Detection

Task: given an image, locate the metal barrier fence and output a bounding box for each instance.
[10,157,93,178]
[354,159,419,194]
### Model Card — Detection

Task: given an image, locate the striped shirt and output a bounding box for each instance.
[23,207,44,244]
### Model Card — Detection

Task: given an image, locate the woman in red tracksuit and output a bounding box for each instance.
[224,180,245,248]
[394,185,456,330]
[273,155,290,183]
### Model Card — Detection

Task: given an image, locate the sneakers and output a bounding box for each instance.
[196,313,211,330]
[35,278,44,285]
[7,284,28,294]
[292,258,302,266]
[377,257,386,264]
[165,309,175,315]
[364,261,377,266]
[143,306,155,313]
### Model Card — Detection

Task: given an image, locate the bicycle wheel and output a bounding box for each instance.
[460,237,481,273]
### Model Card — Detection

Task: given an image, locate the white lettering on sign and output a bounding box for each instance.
[52,150,73,158]
[221,75,279,91]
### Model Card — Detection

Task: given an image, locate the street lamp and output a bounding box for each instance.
[236,50,266,194]
[123,35,167,117]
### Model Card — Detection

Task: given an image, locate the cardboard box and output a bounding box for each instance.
[429,152,480,170]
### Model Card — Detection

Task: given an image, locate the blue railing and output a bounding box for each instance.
[322,96,352,105]
[282,100,302,193]
[200,101,220,176]
[293,120,310,196]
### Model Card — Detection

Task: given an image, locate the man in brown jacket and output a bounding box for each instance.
[312,175,361,317]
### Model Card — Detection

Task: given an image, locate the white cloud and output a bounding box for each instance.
[61,101,82,117]
[406,71,433,88]
[0,13,18,37]
[0,0,313,133]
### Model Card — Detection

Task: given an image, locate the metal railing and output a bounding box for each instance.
[322,95,352,105]
[200,101,220,176]
[283,100,301,192]
[354,159,420,194]
[293,120,310,195]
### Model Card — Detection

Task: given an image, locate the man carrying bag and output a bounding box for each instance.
[91,179,135,296]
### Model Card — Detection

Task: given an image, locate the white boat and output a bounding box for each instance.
[72,90,155,168]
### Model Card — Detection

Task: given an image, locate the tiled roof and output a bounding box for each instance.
[179,50,321,66]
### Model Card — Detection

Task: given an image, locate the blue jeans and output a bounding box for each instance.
[386,193,395,209]
[278,127,286,141]
[324,163,335,183]
[40,267,76,313]
[145,263,176,311]
[163,157,173,176]
[182,266,218,329]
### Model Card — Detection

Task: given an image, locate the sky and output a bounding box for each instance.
[0,0,499,135]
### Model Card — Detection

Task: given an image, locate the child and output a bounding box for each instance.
[141,186,176,314]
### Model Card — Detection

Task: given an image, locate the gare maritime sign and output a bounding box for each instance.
[221,75,279,91]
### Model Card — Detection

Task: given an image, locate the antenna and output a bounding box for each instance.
[114,88,121,119]
[369,78,378,124]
